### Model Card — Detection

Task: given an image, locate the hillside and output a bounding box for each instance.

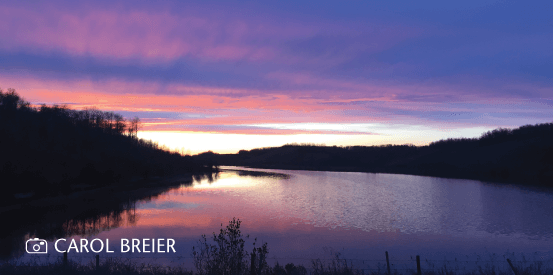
[0,89,213,205]
[195,124,553,186]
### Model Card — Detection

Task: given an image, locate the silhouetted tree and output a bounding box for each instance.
[127,116,141,138]
[0,88,29,112]
[114,113,126,134]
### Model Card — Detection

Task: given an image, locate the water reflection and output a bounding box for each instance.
[479,183,553,238]
[0,173,214,259]
[62,207,138,237]
[128,167,553,261]
[4,168,553,265]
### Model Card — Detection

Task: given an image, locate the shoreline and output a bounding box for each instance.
[220,164,553,191]
[0,172,214,213]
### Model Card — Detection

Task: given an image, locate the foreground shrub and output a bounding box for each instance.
[192,217,270,275]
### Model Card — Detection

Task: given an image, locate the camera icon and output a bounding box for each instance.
[26,238,48,254]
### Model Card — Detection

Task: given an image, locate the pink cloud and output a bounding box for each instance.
[0,3,421,65]
[2,74,550,136]
[0,5,307,62]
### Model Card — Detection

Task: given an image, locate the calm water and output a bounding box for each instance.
[12,167,553,269]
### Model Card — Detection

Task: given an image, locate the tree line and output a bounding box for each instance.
[196,123,553,186]
[1,88,140,137]
[0,88,213,205]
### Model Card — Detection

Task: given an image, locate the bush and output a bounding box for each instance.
[192,218,269,275]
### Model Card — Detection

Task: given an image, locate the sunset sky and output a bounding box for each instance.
[1,1,552,154]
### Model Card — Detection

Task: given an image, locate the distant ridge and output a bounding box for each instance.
[195,123,553,186]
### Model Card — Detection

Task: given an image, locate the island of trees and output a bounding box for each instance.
[195,123,553,186]
[0,88,214,205]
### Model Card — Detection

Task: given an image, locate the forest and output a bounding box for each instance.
[0,89,213,205]
[195,123,553,186]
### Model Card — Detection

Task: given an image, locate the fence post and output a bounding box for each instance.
[385,251,391,275]
[250,253,256,275]
[416,255,421,275]
[63,251,68,267]
[96,254,99,270]
[506,259,519,275]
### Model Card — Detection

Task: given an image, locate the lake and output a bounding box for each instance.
[9,167,553,271]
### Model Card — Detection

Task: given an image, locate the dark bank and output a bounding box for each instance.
[0,88,216,206]
[195,123,553,187]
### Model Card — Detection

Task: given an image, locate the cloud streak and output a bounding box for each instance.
[1,1,552,152]
[0,3,415,64]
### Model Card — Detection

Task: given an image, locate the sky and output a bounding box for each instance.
[1,1,552,154]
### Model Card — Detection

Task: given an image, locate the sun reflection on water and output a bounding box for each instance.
[188,172,261,190]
